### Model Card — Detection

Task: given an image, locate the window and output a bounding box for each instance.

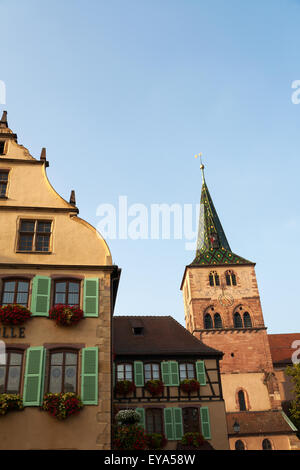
[214,313,222,329]
[18,220,52,252]
[238,390,247,411]
[233,312,243,328]
[144,363,160,381]
[204,313,213,329]
[179,363,195,380]
[54,279,80,307]
[0,170,8,198]
[48,350,78,393]
[235,440,245,450]
[133,327,144,336]
[233,307,253,329]
[0,350,23,394]
[182,407,200,433]
[225,270,237,286]
[209,271,220,287]
[117,363,133,382]
[243,312,252,328]
[0,142,5,155]
[1,279,29,307]
[146,408,163,434]
[262,438,272,450]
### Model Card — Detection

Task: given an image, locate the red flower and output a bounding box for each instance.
[0,305,31,325]
[49,304,84,327]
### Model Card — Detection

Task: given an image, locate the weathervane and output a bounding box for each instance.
[195,152,205,180]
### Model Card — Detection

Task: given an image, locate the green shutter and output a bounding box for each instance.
[23,347,45,406]
[164,408,175,440]
[200,407,211,440]
[169,361,179,386]
[134,361,144,387]
[83,278,99,317]
[81,347,98,404]
[135,408,145,429]
[161,361,171,386]
[196,360,206,385]
[172,407,183,440]
[31,276,51,316]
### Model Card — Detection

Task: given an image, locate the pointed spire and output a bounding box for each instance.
[40,147,46,162]
[69,190,76,206]
[0,111,8,128]
[196,168,231,255]
[192,159,253,266]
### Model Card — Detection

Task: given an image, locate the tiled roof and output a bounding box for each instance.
[227,410,297,436]
[268,333,300,365]
[192,171,253,266]
[113,315,223,357]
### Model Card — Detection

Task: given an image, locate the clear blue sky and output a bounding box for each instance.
[1,0,300,333]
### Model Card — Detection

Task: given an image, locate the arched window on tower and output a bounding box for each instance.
[238,390,247,411]
[209,271,220,287]
[262,439,272,450]
[233,312,243,328]
[214,313,222,329]
[233,306,253,329]
[204,313,213,329]
[235,440,245,450]
[243,312,252,328]
[225,270,237,286]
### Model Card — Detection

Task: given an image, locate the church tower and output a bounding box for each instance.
[181,163,299,450]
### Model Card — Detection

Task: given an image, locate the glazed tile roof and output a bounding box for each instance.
[192,171,253,266]
[113,316,223,357]
[227,410,297,435]
[268,333,300,365]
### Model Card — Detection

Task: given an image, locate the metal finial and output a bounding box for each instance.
[195,153,205,181]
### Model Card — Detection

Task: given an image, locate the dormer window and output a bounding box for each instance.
[130,318,144,336]
[133,327,144,336]
[0,141,5,155]
[0,170,8,198]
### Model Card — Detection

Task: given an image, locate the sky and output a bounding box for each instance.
[1,0,300,334]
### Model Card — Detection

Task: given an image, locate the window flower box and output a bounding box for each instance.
[114,380,136,396]
[0,394,24,416]
[0,305,31,325]
[42,392,83,419]
[144,379,164,396]
[180,379,200,394]
[179,432,207,449]
[146,433,167,450]
[49,304,84,326]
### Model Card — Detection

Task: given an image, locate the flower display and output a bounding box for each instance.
[0,394,24,415]
[0,305,31,325]
[42,393,83,419]
[49,304,84,326]
[116,409,141,425]
[113,424,148,450]
[144,380,164,396]
[180,432,205,448]
[146,433,167,450]
[114,380,136,396]
[180,379,200,393]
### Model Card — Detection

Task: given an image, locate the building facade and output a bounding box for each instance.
[113,316,229,450]
[181,164,299,450]
[0,112,120,449]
